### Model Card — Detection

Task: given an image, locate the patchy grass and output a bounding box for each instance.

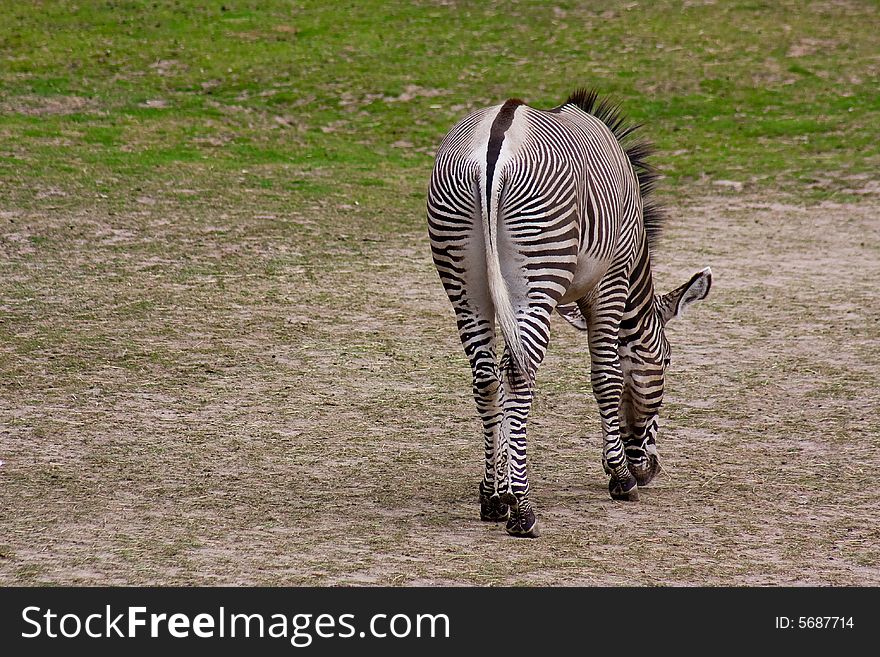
[1,0,878,209]
[1,1,879,585]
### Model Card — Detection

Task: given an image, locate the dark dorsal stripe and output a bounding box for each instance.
[485,98,523,219]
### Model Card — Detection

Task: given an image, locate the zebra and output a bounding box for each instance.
[427,88,711,538]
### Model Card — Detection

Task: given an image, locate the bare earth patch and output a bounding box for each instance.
[0,192,878,585]
[0,95,101,117]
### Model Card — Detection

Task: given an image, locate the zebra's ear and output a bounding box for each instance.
[657,267,712,326]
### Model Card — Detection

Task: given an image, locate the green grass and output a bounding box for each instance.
[1,0,878,209]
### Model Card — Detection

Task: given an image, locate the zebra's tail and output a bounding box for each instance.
[478,173,531,384]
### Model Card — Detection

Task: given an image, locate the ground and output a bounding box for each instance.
[2,189,878,585]
[0,1,879,585]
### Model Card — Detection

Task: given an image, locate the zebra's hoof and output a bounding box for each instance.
[480,495,510,522]
[506,508,539,538]
[609,471,639,501]
[631,455,661,487]
[498,491,519,508]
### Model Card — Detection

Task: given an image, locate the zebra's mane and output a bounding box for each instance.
[563,88,665,253]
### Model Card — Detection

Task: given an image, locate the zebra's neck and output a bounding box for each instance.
[620,235,660,347]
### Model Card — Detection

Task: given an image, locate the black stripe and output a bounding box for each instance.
[485,98,523,219]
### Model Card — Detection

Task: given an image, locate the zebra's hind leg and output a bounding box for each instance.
[497,342,547,539]
[440,273,511,522]
[469,352,510,522]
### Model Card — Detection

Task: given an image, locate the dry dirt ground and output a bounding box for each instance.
[1,191,878,585]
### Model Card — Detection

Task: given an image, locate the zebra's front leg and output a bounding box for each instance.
[619,372,663,487]
[585,299,639,502]
[623,415,662,487]
[592,367,637,501]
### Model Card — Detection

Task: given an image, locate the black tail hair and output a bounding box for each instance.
[563,88,664,252]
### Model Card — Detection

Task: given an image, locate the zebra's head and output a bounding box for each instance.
[656,267,713,328]
[655,265,713,362]
[620,267,712,475]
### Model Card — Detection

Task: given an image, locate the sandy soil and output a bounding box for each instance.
[1,192,878,585]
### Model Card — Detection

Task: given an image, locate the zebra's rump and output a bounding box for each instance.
[431,100,642,309]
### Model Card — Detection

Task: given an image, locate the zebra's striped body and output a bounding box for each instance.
[427,90,711,537]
